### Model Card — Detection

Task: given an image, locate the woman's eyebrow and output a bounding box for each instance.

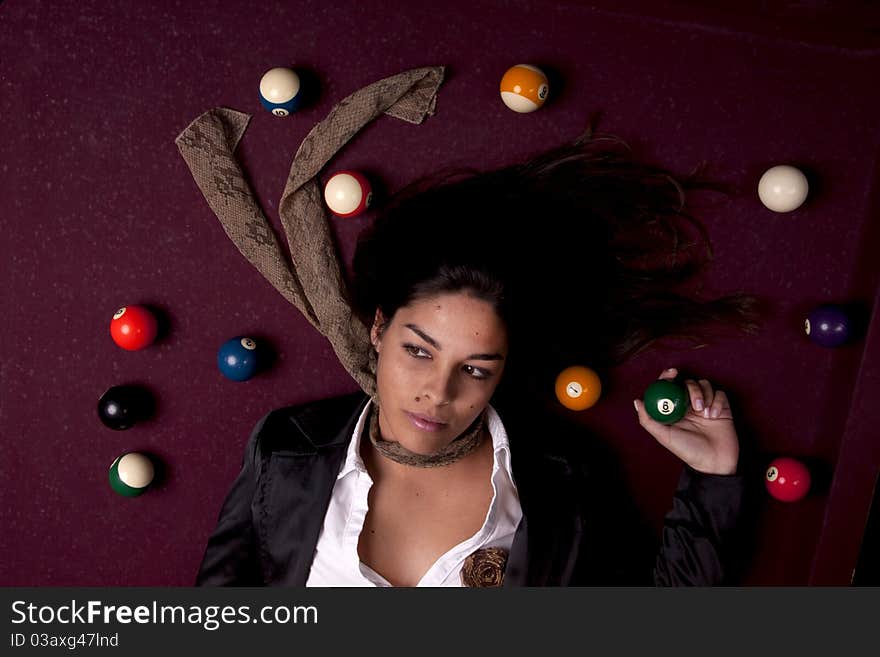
[404,324,505,361]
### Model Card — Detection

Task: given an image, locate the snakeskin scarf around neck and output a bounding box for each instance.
[367,392,489,468]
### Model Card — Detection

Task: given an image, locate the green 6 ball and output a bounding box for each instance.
[643,379,689,424]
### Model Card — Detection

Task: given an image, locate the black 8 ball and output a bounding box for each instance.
[97,385,151,430]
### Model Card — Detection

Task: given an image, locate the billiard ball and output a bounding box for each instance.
[765,457,811,502]
[218,336,260,381]
[259,67,303,117]
[758,165,809,212]
[805,304,852,348]
[109,305,158,351]
[500,64,549,113]
[554,365,602,411]
[97,385,152,430]
[109,452,155,497]
[323,170,372,217]
[643,379,688,424]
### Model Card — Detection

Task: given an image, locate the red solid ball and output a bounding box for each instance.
[109,305,158,351]
[765,457,811,502]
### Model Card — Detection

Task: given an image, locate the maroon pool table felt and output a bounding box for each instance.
[2,0,879,585]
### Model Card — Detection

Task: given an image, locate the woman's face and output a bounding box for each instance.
[370,291,508,455]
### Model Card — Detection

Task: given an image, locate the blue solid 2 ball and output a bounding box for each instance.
[259,67,303,116]
[218,337,260,381]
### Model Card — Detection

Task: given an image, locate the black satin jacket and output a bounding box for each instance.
[196,391,746,586]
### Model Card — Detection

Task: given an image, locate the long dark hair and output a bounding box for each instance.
[351,123,767,404]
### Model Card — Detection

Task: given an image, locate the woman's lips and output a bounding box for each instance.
[404,411,447,432]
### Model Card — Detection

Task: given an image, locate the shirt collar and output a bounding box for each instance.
[338,398,513,481]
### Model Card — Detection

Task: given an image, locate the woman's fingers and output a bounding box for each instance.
[709,389,730,419]
[658,368,677,380]
[684,379,701,411]
[682,378,712,414]
[697,379,715,416]
[657,370,721,418]
[658,369,706,413]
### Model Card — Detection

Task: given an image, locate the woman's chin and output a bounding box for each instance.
[395,424,451,453]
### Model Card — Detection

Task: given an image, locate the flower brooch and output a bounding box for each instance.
[460,547,509,587]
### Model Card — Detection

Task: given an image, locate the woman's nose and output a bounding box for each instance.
[421,371,455,404]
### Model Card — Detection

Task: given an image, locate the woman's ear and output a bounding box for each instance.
[370,308,386,352]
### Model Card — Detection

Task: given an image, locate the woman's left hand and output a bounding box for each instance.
[633,367,739,475]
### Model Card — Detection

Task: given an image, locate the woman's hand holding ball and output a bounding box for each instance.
[634,368,739,476]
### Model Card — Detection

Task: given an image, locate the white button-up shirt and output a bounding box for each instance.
[305,398,522,587]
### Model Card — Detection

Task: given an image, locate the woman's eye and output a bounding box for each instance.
[464,365,491,381]
[404,345,429,358]
[403,345,491,381]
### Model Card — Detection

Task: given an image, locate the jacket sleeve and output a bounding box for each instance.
[652,465,746,586]
[195,412,271,586]
[569,458,745,586]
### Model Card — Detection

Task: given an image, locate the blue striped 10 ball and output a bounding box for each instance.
[259,67,304,117]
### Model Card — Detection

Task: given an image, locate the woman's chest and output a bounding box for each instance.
[356,475,495,586]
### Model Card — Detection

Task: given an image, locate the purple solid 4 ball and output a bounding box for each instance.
[805,304,851,348]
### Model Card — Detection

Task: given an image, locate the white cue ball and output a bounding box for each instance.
[758,165,809,212]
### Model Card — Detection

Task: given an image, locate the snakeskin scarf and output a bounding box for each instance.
[175,66,487,467]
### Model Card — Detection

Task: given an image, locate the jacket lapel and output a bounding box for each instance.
[256,392,369,585]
